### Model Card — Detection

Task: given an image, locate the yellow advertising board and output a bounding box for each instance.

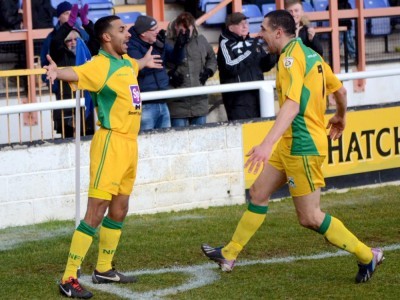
[243,105,400,189]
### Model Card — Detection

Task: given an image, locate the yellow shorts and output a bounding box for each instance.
[89,128,138,197]
[269,141,326,197]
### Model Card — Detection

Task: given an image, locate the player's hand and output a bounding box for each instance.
[43,54,58,85]
[244,144,271,174]
[326,114,345,140]
[307,27,315,41]
[143,46,163,69]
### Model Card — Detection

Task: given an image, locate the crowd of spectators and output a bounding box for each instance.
[45,2,98,137]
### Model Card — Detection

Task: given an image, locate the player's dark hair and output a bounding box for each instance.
[264,10,296,37]
[94,15,121,44]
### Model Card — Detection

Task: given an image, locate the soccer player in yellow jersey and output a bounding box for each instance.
[45,15,162,299]
[202,10,384,284]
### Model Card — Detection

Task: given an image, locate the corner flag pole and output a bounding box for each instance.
[75,90,81,228]
[75,90,82,278]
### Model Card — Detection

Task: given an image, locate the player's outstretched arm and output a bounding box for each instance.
[327,86,347,140]
[137,46,163,70]
[44,54,78,84]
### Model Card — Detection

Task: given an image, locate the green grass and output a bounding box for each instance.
[1,185,400,299]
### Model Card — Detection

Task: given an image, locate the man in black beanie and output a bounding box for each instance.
[127,15,189,131]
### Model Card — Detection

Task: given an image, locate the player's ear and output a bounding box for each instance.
[102,32,112,42]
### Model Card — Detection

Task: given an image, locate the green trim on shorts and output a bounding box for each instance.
[94,130,112,188]
[302,156,315,192]
[76,220,96,237]
[318,214,332,234]
[102,216,123,230]
[248,202,269,214]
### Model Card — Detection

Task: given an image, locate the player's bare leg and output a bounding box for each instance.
[249,163,287,206]
[292,189,325,230]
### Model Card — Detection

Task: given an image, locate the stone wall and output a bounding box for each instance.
[0,123,245,229]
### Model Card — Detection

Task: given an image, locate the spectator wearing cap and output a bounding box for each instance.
[127,15,187,131]
[218,12,277,121]
[48,3,98,137]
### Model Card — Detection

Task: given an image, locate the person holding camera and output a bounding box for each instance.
[165,12,217,127]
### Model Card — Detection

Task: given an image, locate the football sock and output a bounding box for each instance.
[222,203,268,260]
[62,221,96,282]
[319,214,373,264]
[96,216,123,273]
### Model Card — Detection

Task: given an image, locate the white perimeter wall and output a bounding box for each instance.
[0,124,245,229]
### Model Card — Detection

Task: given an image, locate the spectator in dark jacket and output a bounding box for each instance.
[0,0,22,31]
[127,15,186,131]
[32,0,55,29]
[285,0,323,56]
[218,12,276,121]
[49,3,98,137]
[166,12,217,127]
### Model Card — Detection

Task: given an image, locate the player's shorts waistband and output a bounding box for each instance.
[98,127,137,141]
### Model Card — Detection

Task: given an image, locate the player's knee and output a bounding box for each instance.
[108,204,129,222]
[249,185,269,205]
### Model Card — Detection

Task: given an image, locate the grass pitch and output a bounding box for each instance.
[1,184,399,299]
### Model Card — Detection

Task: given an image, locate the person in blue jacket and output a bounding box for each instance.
[127,15,187,131]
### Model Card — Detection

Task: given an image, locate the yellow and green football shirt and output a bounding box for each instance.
[276,38,342,156]
[70,50,141,136]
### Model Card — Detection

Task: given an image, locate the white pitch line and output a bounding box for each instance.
[80,243,400,299]
[0,227,71,251]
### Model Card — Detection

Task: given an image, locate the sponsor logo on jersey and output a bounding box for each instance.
[129,84,141,110]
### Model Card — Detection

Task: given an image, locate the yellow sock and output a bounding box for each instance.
[62,221,96,282]
[320,214,373,264]
[96,217,123,273]
[222,203,268,260]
